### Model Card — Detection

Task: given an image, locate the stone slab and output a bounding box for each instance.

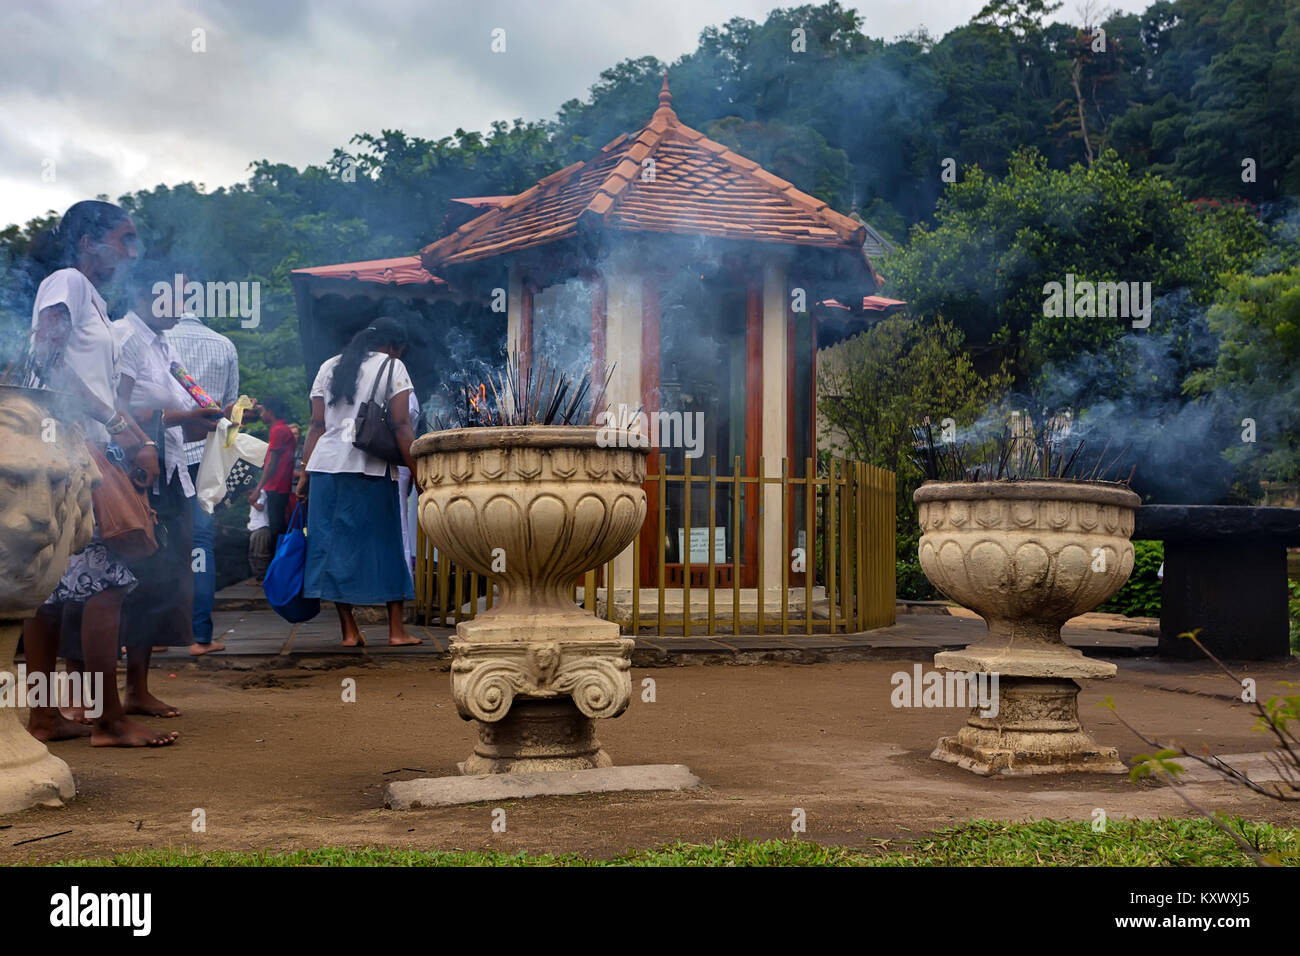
[384,764,701,808]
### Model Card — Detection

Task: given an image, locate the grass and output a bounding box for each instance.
[36,818,1300,867]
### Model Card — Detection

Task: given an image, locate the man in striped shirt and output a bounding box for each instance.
[166,309,239,654]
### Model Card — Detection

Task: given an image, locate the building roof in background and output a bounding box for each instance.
[422,77,876,269]
[448,195,516,209]
[291,256,445,287]
[819,295,906,312]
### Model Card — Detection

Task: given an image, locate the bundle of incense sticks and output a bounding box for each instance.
[170,361,220,409]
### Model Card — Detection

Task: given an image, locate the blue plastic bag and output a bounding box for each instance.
[263,503,321,623]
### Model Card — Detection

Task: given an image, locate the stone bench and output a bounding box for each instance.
[1133,505,1300,660]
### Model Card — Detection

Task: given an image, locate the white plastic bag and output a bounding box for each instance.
[195,419,268,514]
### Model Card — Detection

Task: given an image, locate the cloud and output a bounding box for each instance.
[0,0,1152,225]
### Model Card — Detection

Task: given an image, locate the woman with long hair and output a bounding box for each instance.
[297,317,421,646]
[22,200,178,747]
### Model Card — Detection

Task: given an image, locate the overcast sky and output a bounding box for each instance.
[0,0,1150,227]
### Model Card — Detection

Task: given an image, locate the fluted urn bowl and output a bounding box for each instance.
[915,480,1139,668]
[0,385,97,812]
[412,425,648,774]
[915,479,1141,776]
[413,426,647,625]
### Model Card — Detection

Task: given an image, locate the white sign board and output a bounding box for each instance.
[678,527,726,564]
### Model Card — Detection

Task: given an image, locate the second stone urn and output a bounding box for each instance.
[0,386,98,814]
[915,480,1140,775]
[413,426,647,773]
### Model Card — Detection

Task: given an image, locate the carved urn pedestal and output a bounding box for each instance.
[914,480,1140,776]
[414,426,647,774]
[0,386,97,813]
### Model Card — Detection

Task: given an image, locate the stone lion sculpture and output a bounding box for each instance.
[0,386,98,618]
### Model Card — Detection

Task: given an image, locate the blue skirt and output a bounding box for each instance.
[303,472,414,605]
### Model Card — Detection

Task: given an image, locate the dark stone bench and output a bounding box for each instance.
[1133,505,1300,660]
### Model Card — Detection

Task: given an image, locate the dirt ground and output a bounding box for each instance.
[4,656,1299,863]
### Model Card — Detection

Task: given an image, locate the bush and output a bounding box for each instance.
[1100,540,1163,618]
[1289,580,1299,653]
[897,558,938,601]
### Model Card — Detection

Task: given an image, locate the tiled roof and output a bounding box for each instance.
[291,256,445,287]
[422,77,871,269]
[820,295,907,312]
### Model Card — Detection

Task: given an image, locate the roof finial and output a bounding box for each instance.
[658,73,672,109]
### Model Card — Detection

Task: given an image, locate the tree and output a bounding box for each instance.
[886,148,1267,378]
[818,315,1012,592]
[1185,264,1300,488]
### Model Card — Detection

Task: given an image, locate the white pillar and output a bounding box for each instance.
[506,270,523,360]
[761,258,788,594]
[605,262,643,595]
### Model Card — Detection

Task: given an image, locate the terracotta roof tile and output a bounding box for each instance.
[421,77,871,269]
[292,256,445,287]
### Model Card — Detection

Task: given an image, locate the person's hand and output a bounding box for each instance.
[247,488,262,507]
[191,406,224,432]
[132,444,160,489]
[295,472,310,497]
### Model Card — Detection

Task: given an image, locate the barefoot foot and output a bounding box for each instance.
[92,718,178,747]
[27,713,93,742]
[189,642,226,657]
[124,692,182,718]
[388,631,422,646]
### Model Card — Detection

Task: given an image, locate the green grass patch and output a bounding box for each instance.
[32,818,1299,867]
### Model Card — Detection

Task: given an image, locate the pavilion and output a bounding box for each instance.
[295,78,895,603]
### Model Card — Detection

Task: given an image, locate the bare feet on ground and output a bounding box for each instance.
[91,718,178,747]
[388,631,422,646]
[190,642,226,656]
[61,705,92,725]
[124,692,182,718]
[27,713,92,741]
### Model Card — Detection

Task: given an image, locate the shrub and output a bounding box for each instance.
[1100,540,1163,618]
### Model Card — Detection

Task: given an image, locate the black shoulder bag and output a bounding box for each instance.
[352,356,405,465]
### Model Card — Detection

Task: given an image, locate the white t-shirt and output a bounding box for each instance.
[116,310,196,497]
[248,490,270,531]
[31,268,119,443]
[307,351,414,477]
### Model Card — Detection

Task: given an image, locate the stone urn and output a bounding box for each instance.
[413,425,647,773]
[914,480,1139,775]
[0,386,97,813]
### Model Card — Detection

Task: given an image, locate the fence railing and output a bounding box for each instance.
[414,457,895,635]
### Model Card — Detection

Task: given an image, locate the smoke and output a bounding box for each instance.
[968,290,1251,504]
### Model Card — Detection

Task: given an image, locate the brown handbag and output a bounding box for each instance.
[86,440,158,560]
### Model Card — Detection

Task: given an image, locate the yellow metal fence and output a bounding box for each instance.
[414,457,895,635]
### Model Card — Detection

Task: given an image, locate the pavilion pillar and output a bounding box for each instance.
[760,258,788,595]
[603,261,644,596]
[506,270,524,366]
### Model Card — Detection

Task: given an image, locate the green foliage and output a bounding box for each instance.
[817,315,1012,564]
[1100,540,1163,617]
[1289,580,1300,653]
[886,148,1268,377]
[1185,265,1300,486]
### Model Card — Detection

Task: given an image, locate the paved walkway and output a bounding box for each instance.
[192,580,1156,667]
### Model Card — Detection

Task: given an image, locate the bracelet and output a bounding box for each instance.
[136,441,159,453]
[105,413,129,436]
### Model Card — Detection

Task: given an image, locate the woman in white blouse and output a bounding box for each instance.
[297,317,421,647]
[23,201,176,748]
